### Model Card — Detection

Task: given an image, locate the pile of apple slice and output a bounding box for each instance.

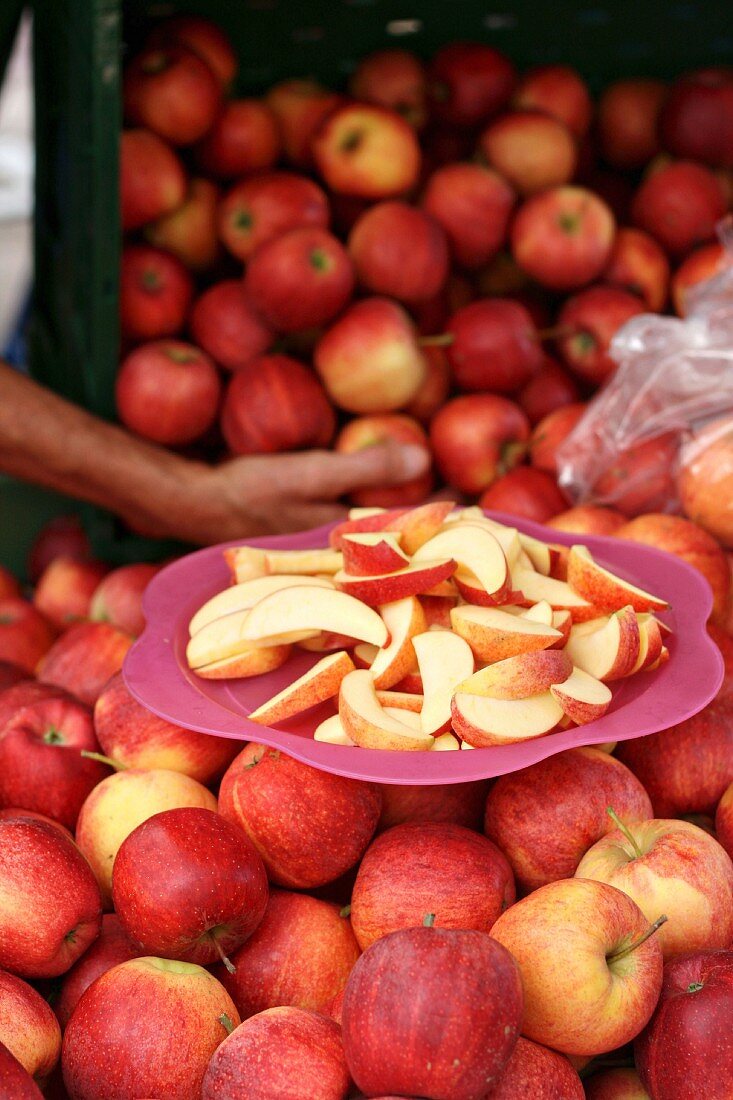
[185,502,671,752]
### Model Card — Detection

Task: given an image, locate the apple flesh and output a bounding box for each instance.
[335,559,456,607]
[248,651,355,725]
[551,666,613,724]
[450,604,562,663]
[339,669,434,751]
[565,607,641,681]
[240,584,388,648]
[451,690,564,747]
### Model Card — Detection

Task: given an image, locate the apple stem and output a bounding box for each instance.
[423,913,436,927]
[80,750,126,771]
[687,981,704,993]
[218,1013,235,1035]
[606,806,644,860]
[418,333,454,348]
[210,933,236,975]
[606,914,668,964]
[339,905,351,918]
[535,323,576,342]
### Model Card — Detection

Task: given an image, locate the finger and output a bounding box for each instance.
[277,502,349,532]
[293,442,431,501]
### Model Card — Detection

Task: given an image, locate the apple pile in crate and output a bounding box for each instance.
[186,502,670,749]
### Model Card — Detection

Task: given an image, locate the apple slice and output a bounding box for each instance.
[224,546,344,582]
[567,545,669,613]
[335,559,456,606]
[521,600,554,626]
[192,644,292,680]
[375,689,424,712]
[353,643,378,669]
[422,579,459,598]
[550,667,612,724]
[189,575,334,637]
[384,500,456,554]
[413,631,475,735]
[383,707,423,729]
[329,508,408,549]
[298,631,359,652]
[187,610,315,668]
[339,670,434,751]
[432,732,461,751]
[248,651,355,725]
[348,507,386,519]
[419,595,456,630]
[565,606,641,682]
[511,567,598,620]
[451,691,564,747]
[450,605,562,663]
[390,671,424,694]
[550,609,573,647]
[369,597,427,689]
[222,545,268,583]
[314,713,355,746]
[518,533,558,576]
[451,514,523,568]
[413,524,509,604]
[629,614,664,674]
[241,586,389,648]
[457,650,572,700]
[647,645,670,671]
[341,532,409,576]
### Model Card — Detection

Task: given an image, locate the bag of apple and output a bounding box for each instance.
[556,220,733,537]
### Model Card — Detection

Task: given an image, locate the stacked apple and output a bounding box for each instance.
[186,501,670,750]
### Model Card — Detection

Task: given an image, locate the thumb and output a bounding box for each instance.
[299,441,431,500]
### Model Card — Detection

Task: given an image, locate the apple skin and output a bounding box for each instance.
[549,505,627,536]
[218,744,381,888]
[405,345,452,423]
[27,515,91,584]
[603,226,671,312]
[55,914,140,1029]
[123,45,221,146]
[195,99,280,178]
[511,186,616,292]
[484,746,653,893]
[188,280,273,372]
[0,968,61,1081]
[0,1041,44,1098]
[265,79,343,167]
[37,621,133,707]
[430,394,530,495]
[217,169,330,262]
[144,176,221,272]
[631,160,726,258]
[479,109,578,196]
[94,672,237,784]
[220,353,335,456]
[32,557,107,632]
[491,879,663,1056]
[575,818,733,959]
[716,781,733,858]
[428,42,516,128]
[598,79,667,170]
[342,923,523,1099]
[120,129,187,232]
[529,402,586,476]
[678,417,733,552]
[0,662,29,691]
[349,48,428,129]
[145,13,237,90]
[312,103,421,199]
[88,562,160,637]
[0,681,68,729]
[556,285,646,386]
[61,957,239,1100]
[446,298,543,394]
[484,1036,584,1099]
[115,339,222,447]
[584,1067,651,1099]
[616,698,733,818]
[635,949,733,1099]
[348,201,449,304]
[334,414,433,508]
[518,356,581,426]
[350,821,515,951]
[0,693,110,831]
[202,1006,350,1100]
[671,240,726,316]
[111,807,268,967]
[0,598,56,674]
[421,163,515,269]
[660,68,733,168]
[513,64,592,138]
[119,244,193,342]
[0,566,20,600]
[479,466,569,523]
[217,889,360,1019]
[0,816,102,978]
[75,767,218,909]
[377,780,490,832]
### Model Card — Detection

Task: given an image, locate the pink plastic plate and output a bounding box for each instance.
[124,513,722,784]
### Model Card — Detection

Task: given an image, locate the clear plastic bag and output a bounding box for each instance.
[556,221,733,526]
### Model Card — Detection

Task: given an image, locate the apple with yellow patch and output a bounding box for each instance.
[567,546,669,613]
[458,649,572,700]
[248,651,355,726]
[450,605,562,663]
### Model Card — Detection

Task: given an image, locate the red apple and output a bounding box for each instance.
[635,949,733,1099]
[615,696,733,818]
[513,64,592,137]
[351,821,514,950]
[349,49,427,129]
[94,672,236,784]
[37,621,133,707]
[377,780,490,832]
[348,201,449,304]
[120,129,187,232]
[218,744,381,888]
[189,280,273,372]
[631,160,726,257]
[421,163,515,269]
[146,14,237,90]
[217,889,360,1019]
[529,402,587,475]
[716,781,733,858]
[671,240,726,315]
[144,177,221,272]
[61,957,239,1100]
[479,466,569,522]
[0,693,110,830]
[218,171,330,263]
[314,298,427,414]
[404,345,452,423]
[0,662,29,691]
[0,598,56,674]
[0,681,68,730]
[221,353,335,456]
[88,562,159,637]
[0,1042,44,1098]
[112,807,268,967]
[244,227,354,333]
[511,186,617,291]
[518,356,581,424]
[119,244,193,342]
[484,746,653,893]
[0,816,101,978]
[0,968,61,1083]
[710,621,733,702]
[115,339,222,446]
[479,110,578,196]
[598,79,668,170]
[603,226,671,312]
[584,1067,651,1099]
[264,78,342,165]
[55,914,140,1029]
[428,42,516,128]
[556,285,646,385]
[195,99,279,178]
[446,298,543,392]
[548,505,627,536]
[660,68,733,168]
[0,567,19,600]
[123,46,221,146]
[342,922,523,1098]
[334,414,433,508]
[485,1037,584,1099]
[27,515,91,584]
[590,436,680,516]
[312,103,421,199]
[33,557,108,630]
[202,1006,349,1100]
[430,393,530,495]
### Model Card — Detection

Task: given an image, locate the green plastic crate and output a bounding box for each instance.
[4,0,732,570]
